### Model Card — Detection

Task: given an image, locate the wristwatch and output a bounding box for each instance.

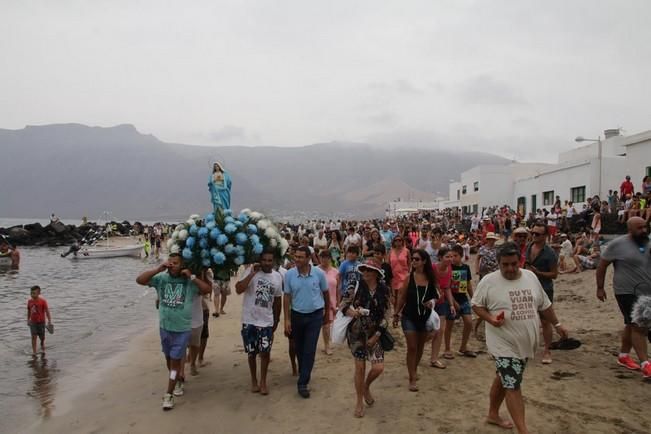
[190,274,197,281]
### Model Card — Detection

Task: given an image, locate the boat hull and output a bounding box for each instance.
[70,245,143,259]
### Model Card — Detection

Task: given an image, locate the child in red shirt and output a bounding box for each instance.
[27,285,52,355]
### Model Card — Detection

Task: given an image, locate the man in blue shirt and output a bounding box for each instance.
[380,223,395,251]
[283,246,329,398]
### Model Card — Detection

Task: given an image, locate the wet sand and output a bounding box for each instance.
[32,268,651,434]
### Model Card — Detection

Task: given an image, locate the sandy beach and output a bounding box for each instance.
[32,266,651,434]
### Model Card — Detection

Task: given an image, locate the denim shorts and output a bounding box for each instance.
[435,301,455,321]
[401,316,427,333]
[160,328,191,360]
[452,296,472,318]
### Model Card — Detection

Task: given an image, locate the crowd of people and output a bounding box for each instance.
[133,197,650,434]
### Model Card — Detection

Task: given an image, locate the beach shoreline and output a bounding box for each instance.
[30,267,651,434]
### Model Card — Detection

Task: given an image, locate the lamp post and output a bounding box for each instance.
[575,135,602,199]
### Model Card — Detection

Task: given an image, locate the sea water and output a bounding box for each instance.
[0,246,159,433]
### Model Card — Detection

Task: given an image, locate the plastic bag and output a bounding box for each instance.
[332,310,353,345]
[426,309,440,332]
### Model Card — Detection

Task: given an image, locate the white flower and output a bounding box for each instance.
[166,239,174,249]
[240,208,251,216]
[169,244,180,254]
[270,238,278,248]
[257,220,270,230]
[175,224,185,232]
[178,229,189,241]
[250,212,263,220]
[265,227,278,239]
[190,214,200,221]
[171,231,179,240]
[279,238,289,256]
[186,219,195,226]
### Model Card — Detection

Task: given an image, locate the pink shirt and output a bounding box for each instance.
[390,248,409,289]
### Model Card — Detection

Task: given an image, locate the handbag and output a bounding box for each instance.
[379,328,394,351]
[332,310,353,345]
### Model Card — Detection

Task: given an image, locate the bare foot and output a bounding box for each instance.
[251,383,260,393]
[542,351,552,364]
[364,388,375,406]
[220,310,226,315]
[354,404,364,418]
[408,383,419,392]
[486,416,514,429]
[190,365,199,376]
[259,384,269,395]
[292,369,298,377]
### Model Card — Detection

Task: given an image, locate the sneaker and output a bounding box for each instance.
[162,393,174,410]
[298,387,310,399]
[617,354,640,371]
[642,362,651,379]
[173,381,185,396]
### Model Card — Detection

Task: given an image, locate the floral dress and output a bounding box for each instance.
[339,280,390,363]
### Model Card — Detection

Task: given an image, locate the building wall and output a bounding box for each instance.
[624,139,651,191]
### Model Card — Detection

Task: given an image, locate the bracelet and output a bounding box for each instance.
[554,322,562,328]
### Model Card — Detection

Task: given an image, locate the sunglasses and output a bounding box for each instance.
[411,256,422,261]
[532,232,545,236]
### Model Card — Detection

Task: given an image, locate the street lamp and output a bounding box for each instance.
[575,135,602,199]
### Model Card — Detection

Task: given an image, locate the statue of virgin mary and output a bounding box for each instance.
[208,161,232,212]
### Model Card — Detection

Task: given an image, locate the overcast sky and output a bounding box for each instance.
[2,0,650,161]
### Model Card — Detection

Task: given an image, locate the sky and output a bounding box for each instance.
[2,0,651,162]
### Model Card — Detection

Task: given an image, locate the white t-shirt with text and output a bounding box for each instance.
[240,269,283,328]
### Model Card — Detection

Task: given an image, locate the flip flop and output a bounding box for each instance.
[542,356,553,364]
[430,360,446,369]
[457,350,477,358]
[550,338,582,350]
[442,352,455,360]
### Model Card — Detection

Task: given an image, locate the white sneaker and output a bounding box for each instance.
[173,381,185,397]
[162,393,174,410]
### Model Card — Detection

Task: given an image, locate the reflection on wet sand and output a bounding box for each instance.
[27,356,58,418]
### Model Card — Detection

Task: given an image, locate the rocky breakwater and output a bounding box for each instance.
[0,221,138,247]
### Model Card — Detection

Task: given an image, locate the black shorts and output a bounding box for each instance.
[201,309,210,339]
[615,294,639,325]
[543,287,554,303]
[30,323,45,339]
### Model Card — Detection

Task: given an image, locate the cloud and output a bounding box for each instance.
[368,79,423,95]
[206,125,259,145]
[365,112,399,126]
[458,74,528,106]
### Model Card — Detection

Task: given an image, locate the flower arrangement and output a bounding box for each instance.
[167,208,288,281]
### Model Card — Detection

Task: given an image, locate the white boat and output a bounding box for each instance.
[70,244,143,259]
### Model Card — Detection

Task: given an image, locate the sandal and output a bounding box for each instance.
[442,352,455,360]
[457,350,477,358]
[430,360,446,369]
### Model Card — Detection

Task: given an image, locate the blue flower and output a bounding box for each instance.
[202,258,211,267]
[200,249,210,258]
[234,255,245,265]
[224,216,235,224]
[185,236,196,249]
[210,247,219,256]
[182,248,193,260]
[249,234,260,245]
[210,228,221,239]
[199,238,208,249]
[216,234,229,246]
[247,224,258,234]
[204,212,215,222]
[223,209,233,216]
[224,244,236,255]
[224,223,237,234]
[238,213,249,223]
[189,224,199,236]
[235,245,245,257]
[213,252,226,265]
[253,243,264,255]
[234,220,243,228]
[235,232,248,245]
[206,220,216,230]
[198,227,209,238]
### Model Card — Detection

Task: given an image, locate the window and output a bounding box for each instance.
[543,190,554,206]
[473,181,479,192]
[462,185,467,195]
[517,197,526,215]
[472,204,478,214]
[531,194,537,213]
[571,186,586,203]
[646,166,651,177]
[457,189,460,200]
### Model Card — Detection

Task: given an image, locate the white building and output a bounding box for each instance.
[444,128,651,216]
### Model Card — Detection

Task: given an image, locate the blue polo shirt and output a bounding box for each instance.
[283,265,328,314]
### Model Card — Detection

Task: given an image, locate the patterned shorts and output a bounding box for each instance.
[352,341,384,364]
[495,357,527,390]
[241,324,273,355]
